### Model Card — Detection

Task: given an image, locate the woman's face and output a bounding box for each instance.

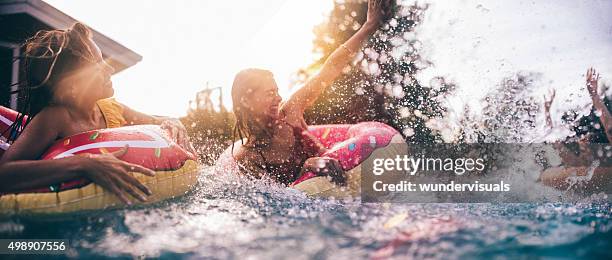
[242,75,282,120]
[55,37,115,105]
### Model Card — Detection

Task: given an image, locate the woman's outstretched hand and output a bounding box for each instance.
[586,67,600,96]
[301,157,346,185]
[543,89,556,111]
[543,89,556,128]
[365,0,391,27]
[79,145,155,205]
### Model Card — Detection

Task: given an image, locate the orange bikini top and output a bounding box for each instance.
[96,98,127,128]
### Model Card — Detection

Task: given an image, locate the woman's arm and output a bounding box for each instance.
[586,68,612,143]
[282,0,389,116]
[554,141,591,167]
[543,89,555,129]
[0,109,155,204]
[120,102,195,153]
[0,109,80,192]
[0,150,156,204]
[121,103,164,125]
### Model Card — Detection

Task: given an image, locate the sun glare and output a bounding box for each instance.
[44,0,333,116]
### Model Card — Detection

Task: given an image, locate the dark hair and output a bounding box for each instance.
[230,68,275,150]
[6,22,96,143]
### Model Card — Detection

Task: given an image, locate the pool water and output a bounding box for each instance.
[1,1,611,259]
[1,167,610,259]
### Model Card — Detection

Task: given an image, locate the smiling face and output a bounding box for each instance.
[54,37,115,105]
[231,68,284,141]
[22,23,118,116]
[232,69,282,121]
[246,75,282,120]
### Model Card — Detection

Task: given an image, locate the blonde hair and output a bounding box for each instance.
[6,22,96,142]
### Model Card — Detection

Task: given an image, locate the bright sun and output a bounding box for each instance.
[45,0,334,117]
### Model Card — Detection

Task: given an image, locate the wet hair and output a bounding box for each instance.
[5,22,96,143]
[230,68,275,151]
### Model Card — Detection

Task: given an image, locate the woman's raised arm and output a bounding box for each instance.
[585,68,612,143]
[283,0,389,114]
[543,89,555,128]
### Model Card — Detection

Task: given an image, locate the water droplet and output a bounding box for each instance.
[403,128,415,137]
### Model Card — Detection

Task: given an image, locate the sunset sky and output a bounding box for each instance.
[43,0,612,121]
[46,0,333,117]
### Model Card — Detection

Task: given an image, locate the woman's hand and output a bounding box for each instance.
[160,119,196,154]
[365,0,390,27]
[543,89,555,112]
[79,146,156,205]
[543,89,556,128]
[300,130,328,155]
[301,157,346,185]
[586,67,600,96]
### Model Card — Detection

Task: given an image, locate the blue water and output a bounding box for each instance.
[1,167,610,259]
[1,1,611,258]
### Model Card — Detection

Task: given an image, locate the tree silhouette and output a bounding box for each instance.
[181,86,234,164]
[300,1,453,144]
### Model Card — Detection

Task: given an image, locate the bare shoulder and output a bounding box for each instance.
[232,141,259,164]
[30,106,68,126]
[41,105,69,115]
[0,106,67,162]
[231,141,266,177]
[35,106,71,131]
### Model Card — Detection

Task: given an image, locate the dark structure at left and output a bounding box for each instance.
[0,0,141,109]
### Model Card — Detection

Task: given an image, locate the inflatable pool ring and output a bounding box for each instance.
[216,121,406,197]
[0,107,199,215]
[0,106,26,157]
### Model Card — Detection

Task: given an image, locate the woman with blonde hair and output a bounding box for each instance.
[0,23,192,204]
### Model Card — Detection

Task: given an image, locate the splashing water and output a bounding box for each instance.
[565,160,600,191]
[1,166,609,258]
[1,0,611,259]
[1,145,609,258]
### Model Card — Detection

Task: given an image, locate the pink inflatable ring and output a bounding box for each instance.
[216,121,406,197]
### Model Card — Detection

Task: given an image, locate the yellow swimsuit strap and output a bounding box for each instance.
[96,98,127,128]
